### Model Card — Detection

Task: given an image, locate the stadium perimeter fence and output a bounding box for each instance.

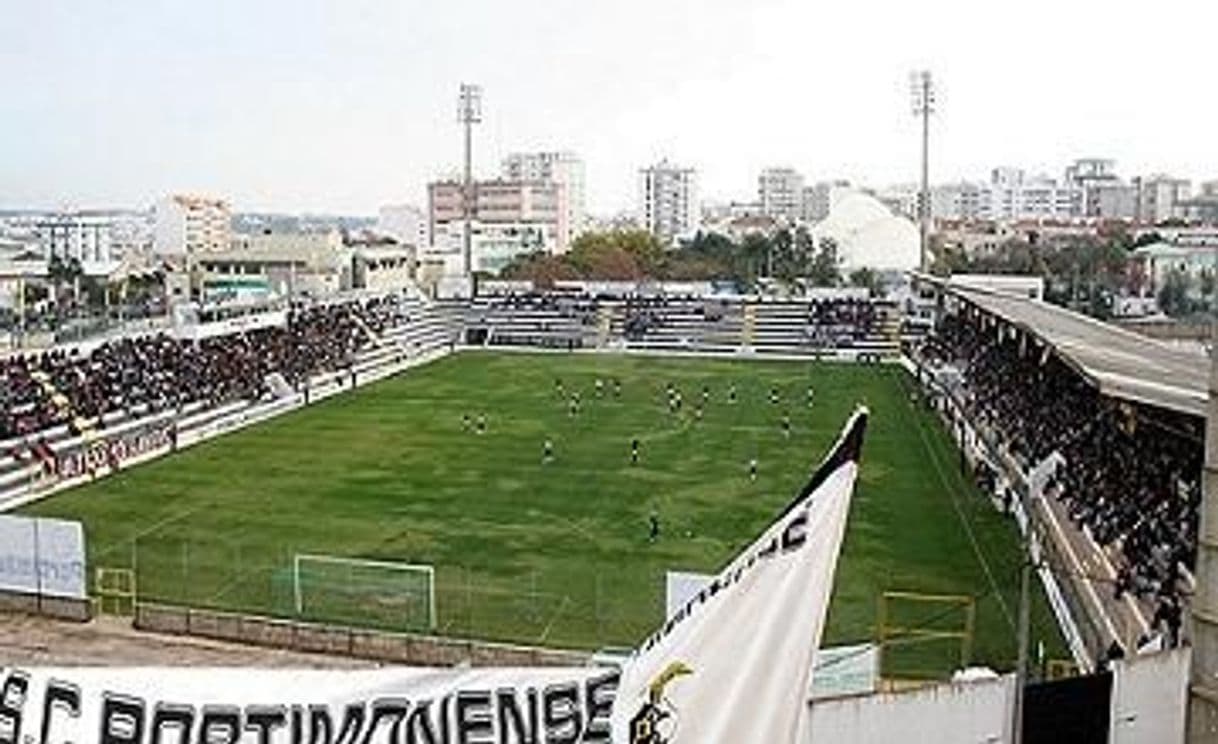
[104,532,668,652]
[92,531,1007,679]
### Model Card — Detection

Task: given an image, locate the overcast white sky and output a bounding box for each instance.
[1,0,1214,215]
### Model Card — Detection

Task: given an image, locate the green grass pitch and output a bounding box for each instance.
[23,350,1065,676]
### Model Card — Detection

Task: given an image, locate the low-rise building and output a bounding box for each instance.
[351,243,415,292]
[196,231,349,303]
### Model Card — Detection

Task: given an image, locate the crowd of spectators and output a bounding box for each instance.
[923,310,1200,645]
[0,296,410,442]
[803,298,880,346]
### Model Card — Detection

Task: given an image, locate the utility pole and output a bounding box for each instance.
[910,70,935,274]
[457,83,482,280]
[1188,319,1218,740]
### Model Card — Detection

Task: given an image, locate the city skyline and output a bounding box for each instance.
[2,0,1214,215]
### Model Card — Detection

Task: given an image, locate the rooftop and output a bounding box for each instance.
[932,276,1210,417]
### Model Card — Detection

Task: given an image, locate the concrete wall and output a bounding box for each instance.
[805,676,1014,744]
[135,603,589,668]
[0,589,90,621]
[804,650,1191,744]
[1109,647,1189,744]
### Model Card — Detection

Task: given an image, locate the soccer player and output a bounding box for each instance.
[543,438,554,464]
[555,378,564,396]
[694,405,703,422]
[701,385,710,405]
[781,413,791,439]
[748,457,758,481]
[648,510,660,543]
[768,386,779,405]
[569,395,579,417]
[595,378,604,397]
[476,413,487,435]
[728,384,737,404]
[631,437,640,465]
[613,378,622,397]
[462,413,472,432]
[807,386,815,408]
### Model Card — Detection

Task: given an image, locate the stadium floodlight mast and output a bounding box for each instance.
[909,70,935,273]
[457,83,483,279]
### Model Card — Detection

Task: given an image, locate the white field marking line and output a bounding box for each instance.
[903,372,1016,633]
[546,513,600,545]
[537,595,572,644]
[1036,495,1125,643]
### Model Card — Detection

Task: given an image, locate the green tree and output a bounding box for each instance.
[848,267,881,296]
[808,238,841,287]
[1158,269,1193,317]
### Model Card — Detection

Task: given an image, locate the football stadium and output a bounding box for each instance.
[0,283,1208,740]
[4,291,1064,674]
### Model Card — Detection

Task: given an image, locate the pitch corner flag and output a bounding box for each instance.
[612,406,868,744]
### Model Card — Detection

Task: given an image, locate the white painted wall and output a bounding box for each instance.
[805,676,1014,744]
[1109,648,1189,744]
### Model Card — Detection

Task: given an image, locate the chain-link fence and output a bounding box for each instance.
[95,533,667,651]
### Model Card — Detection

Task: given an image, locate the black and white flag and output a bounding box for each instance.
[612,408,868,744]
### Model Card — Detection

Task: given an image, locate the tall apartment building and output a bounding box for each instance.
[1134,175,1192,223]
[638,160,698,245]
[757,167,805,222]
[501,151,585,249]
[36,211,124,276]
[801,180,851,222]
[153,195,232,257]
[1063,158,1135,218]
[377,204,429,248]
[427,179,569,274]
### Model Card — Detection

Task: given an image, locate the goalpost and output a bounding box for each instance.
[292,553,437,631]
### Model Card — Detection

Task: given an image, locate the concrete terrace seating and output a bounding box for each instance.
[749,298,899,356]
[0,291,460,508]
[467,294,600,349]
[604,296,899,358]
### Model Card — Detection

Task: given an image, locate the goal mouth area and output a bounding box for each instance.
[292,553,437,631]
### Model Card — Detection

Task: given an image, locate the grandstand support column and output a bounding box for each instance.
[1189,330,1218,740]
[1012,557,1031,743]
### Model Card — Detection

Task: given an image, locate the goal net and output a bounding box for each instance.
[292,553,436,632]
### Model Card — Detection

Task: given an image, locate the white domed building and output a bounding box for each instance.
[811,191,920,272]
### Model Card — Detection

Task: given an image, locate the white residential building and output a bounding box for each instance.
[758,167,805,222]
[502,151,585,248]
[933,169,1082,222]
[153,195,232,257]
[638,160,698,245]
[35,211,124,276]
[377,204,428,247]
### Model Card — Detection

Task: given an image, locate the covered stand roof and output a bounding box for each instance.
[935,278,1209,418]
